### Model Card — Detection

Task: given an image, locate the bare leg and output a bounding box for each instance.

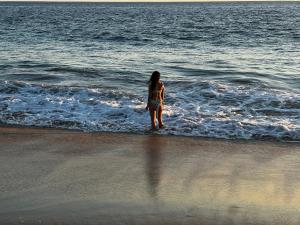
[150,108,157,129]
[158,105,164,128]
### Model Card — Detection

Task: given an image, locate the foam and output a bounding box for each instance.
[0,80,299,141]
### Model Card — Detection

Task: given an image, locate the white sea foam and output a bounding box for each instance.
[0,80,299,141]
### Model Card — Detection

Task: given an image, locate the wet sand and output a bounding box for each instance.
[0,126,300,225]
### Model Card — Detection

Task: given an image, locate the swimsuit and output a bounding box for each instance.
[148,84,164,111]
[149,99,162,110]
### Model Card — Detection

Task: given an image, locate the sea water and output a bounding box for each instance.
[0,2,299,140]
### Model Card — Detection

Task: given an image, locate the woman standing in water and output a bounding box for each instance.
[146,71,165,130]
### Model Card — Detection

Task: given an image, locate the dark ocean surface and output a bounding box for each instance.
[0,2,299,140]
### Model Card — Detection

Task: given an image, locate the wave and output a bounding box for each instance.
[2,62,147,84]
[92,33,153,43]
[0,80,299,141]
[2,73,64,82]
[166,66,299,89]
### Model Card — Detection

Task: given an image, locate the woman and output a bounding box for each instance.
[146,71,165,130]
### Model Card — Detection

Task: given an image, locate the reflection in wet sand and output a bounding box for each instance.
[141,138,300,224]
[1,128,300,225]
[145,135,162,199]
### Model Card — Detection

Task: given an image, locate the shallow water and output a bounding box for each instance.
[0,2,299,140]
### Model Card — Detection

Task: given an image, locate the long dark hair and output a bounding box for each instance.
[149,71,160,91]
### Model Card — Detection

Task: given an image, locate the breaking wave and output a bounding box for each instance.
[0,80,299,141]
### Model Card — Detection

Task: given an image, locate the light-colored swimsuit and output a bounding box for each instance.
[148,83,164,111]
[149,99,162,109]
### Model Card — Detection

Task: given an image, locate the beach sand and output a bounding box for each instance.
[0,126,300,225]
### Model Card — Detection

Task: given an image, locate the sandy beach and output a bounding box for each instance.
[0,126,300,225]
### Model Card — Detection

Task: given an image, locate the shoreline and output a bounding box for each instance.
[1,123,299,145]
[1,125,300,224]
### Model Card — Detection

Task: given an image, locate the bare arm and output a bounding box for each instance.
[146,85,151,110]
[161,85,165,103]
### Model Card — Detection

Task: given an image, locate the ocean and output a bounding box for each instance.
[0,1,299,141]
